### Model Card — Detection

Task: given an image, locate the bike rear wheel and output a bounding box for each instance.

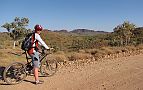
[40,60,58,77]
[3,62,27,85]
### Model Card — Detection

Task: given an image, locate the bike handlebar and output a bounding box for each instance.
[40,47,54,55]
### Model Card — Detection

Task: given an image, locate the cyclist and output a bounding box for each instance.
[28,24,50,85]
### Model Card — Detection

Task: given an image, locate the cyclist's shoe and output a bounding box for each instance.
[35,80,44,85]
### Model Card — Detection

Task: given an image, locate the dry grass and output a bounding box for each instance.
[136,44,143,50]
[125,46,136,51]
[85,48,106,55]
[48,54,67,62]
[68,52,92,61]
[109,47,122,54]
[45,51,68,63]
[0,49,26,66]
[100,47,115,55]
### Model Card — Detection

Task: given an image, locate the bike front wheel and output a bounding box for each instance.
[3,62,27,85]
[40,60,58,77]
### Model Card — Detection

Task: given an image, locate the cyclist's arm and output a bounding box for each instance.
[35,33,50,49]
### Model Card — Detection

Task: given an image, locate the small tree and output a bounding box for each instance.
[113,21,136,46]
[1,17,30,49]
[132,27,143,45]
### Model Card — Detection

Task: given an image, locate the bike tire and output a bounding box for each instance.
[40,60,58,77]
[3,62,27,85]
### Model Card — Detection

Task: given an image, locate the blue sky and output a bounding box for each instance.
[0,0,143,32]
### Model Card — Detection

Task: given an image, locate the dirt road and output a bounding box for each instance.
[1,54,143,90]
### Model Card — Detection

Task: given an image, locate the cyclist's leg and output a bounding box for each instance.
[31,52,42,84]
[32,52,40,68]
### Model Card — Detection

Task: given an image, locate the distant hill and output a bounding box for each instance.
[70,29,109,35]
[53,29,110,35]
[53,29,68,33]
[135,27,143,30]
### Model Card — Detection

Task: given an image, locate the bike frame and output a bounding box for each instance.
[24,50,48,65]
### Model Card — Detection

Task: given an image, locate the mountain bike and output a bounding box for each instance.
[3,48,58,85]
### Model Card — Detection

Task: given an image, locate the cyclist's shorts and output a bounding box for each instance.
[30,52,40,68]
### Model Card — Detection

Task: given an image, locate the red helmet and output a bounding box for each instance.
[34,24,43,31]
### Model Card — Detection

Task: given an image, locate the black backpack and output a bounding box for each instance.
[21,33,35,51]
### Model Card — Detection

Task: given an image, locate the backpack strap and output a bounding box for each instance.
[32,33,39,51]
